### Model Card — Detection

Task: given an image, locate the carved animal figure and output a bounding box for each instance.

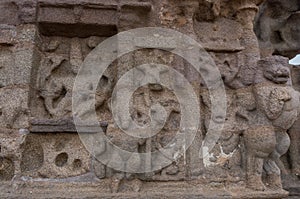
[244,56,300,190]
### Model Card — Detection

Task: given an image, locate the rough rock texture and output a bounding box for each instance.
[254,1,300,196]
[0,0,299,198]
[255,0,300,59]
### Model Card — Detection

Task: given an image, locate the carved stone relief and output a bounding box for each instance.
[0,0,299,198]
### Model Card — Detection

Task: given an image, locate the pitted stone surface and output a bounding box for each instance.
[0,0,299,198]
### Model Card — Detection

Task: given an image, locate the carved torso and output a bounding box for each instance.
[254,83,300,130]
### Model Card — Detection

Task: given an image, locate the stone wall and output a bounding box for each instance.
[0,0,299,198]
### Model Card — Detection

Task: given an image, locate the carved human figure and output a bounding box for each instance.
[39,38,82,118]
[244,56,300,190]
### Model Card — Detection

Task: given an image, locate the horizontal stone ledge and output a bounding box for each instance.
[37,2,118,37]
[0,180,289,199]
[30,118,108,133]
[0,25,16,45]
[120,2,152,12]
[37,4,118,24]
[38,23,117,37]
[37,0,118,7]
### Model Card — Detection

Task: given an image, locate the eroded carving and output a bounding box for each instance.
[38,38,81,118]
[255,0,300,58]
[20,133,90,179]
[244,56,300,190]
[1,0,299,198]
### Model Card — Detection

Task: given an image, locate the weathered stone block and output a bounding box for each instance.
[14,47,38,85]
[17,0,37,24]
[15,24,37,44]
[0,46,38,87]
[0,47,14,88]
[194,18,244,52]
[0,88,29,129]
[0,25,16,45]
[0,1,19,25]
[37,2,118,37]
[0,130,26,181]
[0,0,37,25]
[20,133,91,178]
[119,1,152,30]
[0,25,38,87]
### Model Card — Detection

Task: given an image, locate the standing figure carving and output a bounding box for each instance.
[244,56,300,190]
